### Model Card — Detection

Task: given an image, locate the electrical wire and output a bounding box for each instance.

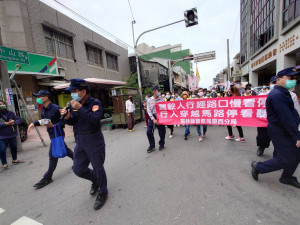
[41,0,184,69]
[230,13,240,56]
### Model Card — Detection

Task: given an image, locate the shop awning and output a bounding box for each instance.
[53,78,127,90]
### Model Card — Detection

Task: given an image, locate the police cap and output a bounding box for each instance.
[33,90,51,97]
[276,67,300,78]
[65,79,89,91]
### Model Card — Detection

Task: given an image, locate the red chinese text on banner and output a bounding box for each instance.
[155,96,268,127]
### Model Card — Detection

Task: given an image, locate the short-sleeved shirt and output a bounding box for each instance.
[147,96,165,120]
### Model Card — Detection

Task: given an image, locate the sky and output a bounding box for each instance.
[41,0,240,88]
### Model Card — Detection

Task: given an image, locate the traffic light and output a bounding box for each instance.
[184,8,198,28]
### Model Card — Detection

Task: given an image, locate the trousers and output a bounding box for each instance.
[72,132,108,194]
[147,119,166,148]
[0,137,17,165]
[43,142,74,179]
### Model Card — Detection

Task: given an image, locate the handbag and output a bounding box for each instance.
[51,124,67,158]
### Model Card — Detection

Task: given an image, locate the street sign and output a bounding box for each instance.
[0,46,29,64]
[5,88,14,105]
[6,53,58,76]
[194,51,216,63]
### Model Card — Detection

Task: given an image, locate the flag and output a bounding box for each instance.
[196,64,200,82]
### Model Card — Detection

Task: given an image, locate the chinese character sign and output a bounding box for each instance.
[156,96,268,127]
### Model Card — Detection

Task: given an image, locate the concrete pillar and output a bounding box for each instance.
[277,54,296,72]
[249,70,258,86]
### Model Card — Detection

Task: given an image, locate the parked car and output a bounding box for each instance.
[18,118,28,142]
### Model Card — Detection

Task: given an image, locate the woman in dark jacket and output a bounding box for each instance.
[0,100,21,172]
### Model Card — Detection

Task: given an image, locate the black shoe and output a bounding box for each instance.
[251,161,259,181]
[33,178,53,188]
[147,147,155,153]
[90,183,99,196]
[94,193,108,210]
[159,146,164,151]
[184,136,188,140]
[256,147,265,156]
[279,177,300,188]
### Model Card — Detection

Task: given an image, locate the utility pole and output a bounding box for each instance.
[227,39,231,82]
[0,28,22,150]
[168,59,173,92]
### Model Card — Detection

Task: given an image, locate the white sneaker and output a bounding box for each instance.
[225,135,235,140]
[169,134,173,139]
[198,136,203,142]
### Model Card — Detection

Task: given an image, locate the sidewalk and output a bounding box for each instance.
[25,125,74,142]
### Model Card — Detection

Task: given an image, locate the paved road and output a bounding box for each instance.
[0,124,299,225]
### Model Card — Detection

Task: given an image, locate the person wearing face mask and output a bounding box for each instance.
[0,100,21,173]
[146,85,166,153]
[244,83,257,96]
[256,76,276,156]
[197,89,204,98]
[143,95,149,128]
[204,91,211,98]
[28,90,74,188]
[251,67,300,188]
[59,79,108,210]
[126,95,135,132]
[165,92,174,138]
[211,88,218,98]
[181,91,191,140]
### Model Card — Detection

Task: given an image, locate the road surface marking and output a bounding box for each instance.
[0,208,5,214]
[11,216,43,225]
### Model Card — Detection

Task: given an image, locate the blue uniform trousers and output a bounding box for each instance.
[0,137,17,165]
[256,124,300,179]
[147,119,166,148]
[43,142,73,179]
[73,132,108,195]
[256,127,271,148]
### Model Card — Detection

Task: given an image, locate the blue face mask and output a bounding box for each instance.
[284,80,297,90]
[71,93,82,102]
[270,84,275,90]
[157,92,161,96]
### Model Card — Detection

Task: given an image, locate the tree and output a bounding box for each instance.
[126,72,138,88]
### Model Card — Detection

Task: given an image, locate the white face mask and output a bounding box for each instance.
[270,84,275,90]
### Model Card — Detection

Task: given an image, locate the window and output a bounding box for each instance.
[250,0,275,55]
[106,52,118,71]
[145,70,150,77]
[283,0,300,28]
[240,0,248,64]
[43,27,74,59]
[85,45,103,67]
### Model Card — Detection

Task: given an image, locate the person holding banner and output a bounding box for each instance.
[28,90,74,189]
[251,67,300,188]
[165,92,174,139]
[146,85,166,153]
[225,86,245,143]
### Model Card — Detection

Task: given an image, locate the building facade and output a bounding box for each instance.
[240,0,300,87]
[0,0,130,120]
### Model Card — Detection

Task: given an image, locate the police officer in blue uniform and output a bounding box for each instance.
[0,100,22,173]
[146,85,166,153]
[28,90,74,188]
[251,67,300,188]
[60,79,108,210]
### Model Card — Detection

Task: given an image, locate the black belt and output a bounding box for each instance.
[76,129,100,135]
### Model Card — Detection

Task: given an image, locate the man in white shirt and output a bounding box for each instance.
[125,95,135,132]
